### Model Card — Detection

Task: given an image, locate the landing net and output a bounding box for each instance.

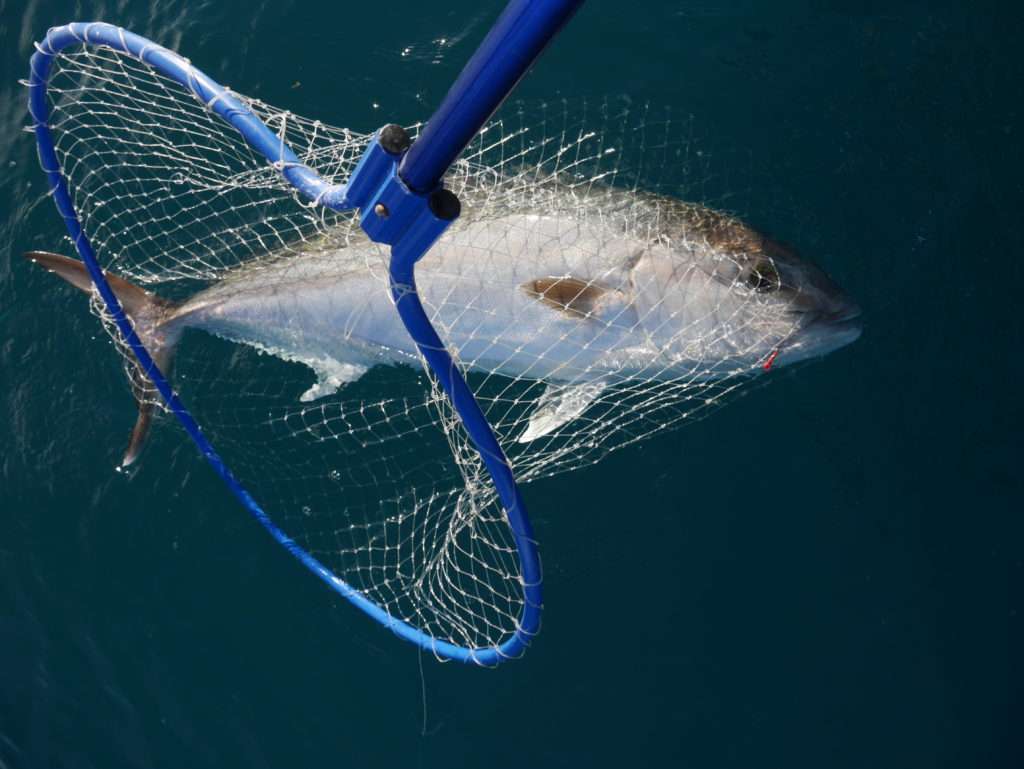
[36,40,794,659]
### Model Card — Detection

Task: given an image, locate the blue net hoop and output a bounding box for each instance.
[26,20,548,666]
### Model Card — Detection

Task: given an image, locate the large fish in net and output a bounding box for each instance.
[28,42,860,657]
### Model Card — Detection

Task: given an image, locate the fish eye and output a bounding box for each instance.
[745,258,780,292]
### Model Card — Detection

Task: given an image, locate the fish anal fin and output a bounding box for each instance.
[522,277,609,319]
[517,380,608,443]
[299,357,369,402]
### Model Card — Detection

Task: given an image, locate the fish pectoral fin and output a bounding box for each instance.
[299,356,369,402]
[517,380,609,443]
[521,276,611,319]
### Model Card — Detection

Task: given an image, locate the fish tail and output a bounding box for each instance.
[25,251,181,468]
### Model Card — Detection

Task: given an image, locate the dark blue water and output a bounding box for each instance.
[2,2,1021,767]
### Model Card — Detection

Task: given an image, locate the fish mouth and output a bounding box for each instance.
[797,297,862,329]
[780,301,863,362]
[817,301,863,336]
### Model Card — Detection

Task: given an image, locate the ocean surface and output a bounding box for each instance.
[1,1,1021,767]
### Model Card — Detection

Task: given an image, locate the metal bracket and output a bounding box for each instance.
[342,124,461,267]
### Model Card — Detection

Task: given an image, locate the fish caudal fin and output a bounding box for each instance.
[26,251,181,468]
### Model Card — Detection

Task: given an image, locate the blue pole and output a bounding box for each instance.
[399,0,584,192]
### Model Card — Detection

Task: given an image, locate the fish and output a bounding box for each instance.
[27,194,861,465]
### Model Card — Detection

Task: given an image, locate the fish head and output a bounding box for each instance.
[634,214,862,375]
[712,234,862,369]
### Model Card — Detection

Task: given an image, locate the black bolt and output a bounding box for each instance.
[428,189,461,221]
[378,124,411,155]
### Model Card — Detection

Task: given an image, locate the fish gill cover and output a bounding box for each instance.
[36,44,858,656]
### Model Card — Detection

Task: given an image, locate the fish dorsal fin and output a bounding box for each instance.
[522,277,608,318]
[517,380,608,443]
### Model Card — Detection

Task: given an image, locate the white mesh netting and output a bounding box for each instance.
[37,43,840,655]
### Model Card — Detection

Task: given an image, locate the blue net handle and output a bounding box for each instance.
[25,18,567,665]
